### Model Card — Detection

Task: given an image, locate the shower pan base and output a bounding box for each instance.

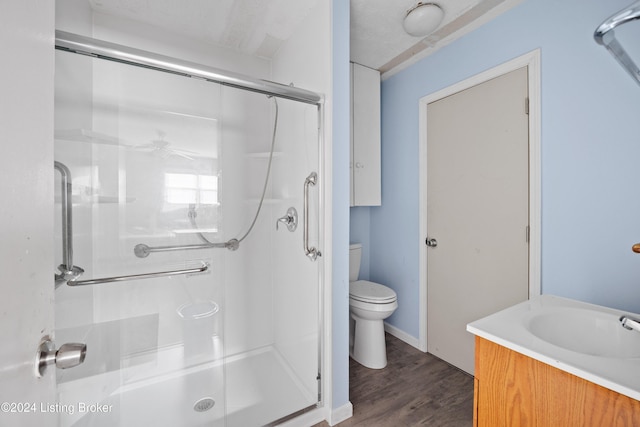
[58,344,316,427]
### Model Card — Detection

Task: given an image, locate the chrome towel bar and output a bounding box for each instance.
[67,262,209,286]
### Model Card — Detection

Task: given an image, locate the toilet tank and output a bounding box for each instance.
[349,243,362,282]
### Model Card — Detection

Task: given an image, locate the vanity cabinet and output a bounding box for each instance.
[350,62,381,206]
[474,336,640,426]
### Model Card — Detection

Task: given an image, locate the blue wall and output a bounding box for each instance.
[362,0,640,340]
[350,206,371,280]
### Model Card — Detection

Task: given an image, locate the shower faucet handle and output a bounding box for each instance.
[276,207,298,232]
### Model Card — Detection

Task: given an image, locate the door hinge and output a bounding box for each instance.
[526,225,530,243]
[525,97,530,115]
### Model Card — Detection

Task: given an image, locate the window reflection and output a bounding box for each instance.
[165,173,218,206]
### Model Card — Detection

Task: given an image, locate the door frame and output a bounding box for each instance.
[417,49,541,352]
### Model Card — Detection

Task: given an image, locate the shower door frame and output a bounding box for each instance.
[55,31,323,105]
[53,30,327,424]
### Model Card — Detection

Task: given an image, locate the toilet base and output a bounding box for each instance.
[350,313,388,369]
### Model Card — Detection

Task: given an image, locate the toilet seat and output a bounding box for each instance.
[349,280,397,304]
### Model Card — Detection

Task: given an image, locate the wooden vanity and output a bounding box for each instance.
[467,296,640,427]
[473,336,640,426]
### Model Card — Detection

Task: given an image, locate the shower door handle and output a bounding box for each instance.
[303,172,321,261]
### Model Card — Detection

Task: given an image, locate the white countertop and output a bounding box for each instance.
[467,294,640,401]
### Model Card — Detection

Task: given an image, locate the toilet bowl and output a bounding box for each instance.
[349,244,398,369]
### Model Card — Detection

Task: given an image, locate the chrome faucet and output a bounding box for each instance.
[620,315,640,333]
[276,207,298,232]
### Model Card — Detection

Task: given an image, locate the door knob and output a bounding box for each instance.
[36,338,87,377]
[426,238,438,247]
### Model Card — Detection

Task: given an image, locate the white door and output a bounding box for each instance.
[426,67,530,374]
[0,2,57,426]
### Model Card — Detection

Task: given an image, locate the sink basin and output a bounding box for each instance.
[468,295,640,401]
[526,307,640,358]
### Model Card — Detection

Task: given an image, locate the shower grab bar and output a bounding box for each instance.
[54,161,73,272]
[303,172,321,261]
[594,0,640,86]
[54,161,84,287]
[67,262,209,287]
[134,240,238,258]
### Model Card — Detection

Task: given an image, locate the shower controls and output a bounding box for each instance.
[276,207,298,232]
[35,338,87,377]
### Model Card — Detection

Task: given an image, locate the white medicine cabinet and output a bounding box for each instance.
[350,62,381,207]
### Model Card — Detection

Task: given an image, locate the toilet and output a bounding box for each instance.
[349,243,398,369]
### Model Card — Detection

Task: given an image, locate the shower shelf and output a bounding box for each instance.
[90,196,136,204]
[55,195,136,204]
[244,198,289,205]
[55,128,127,146]
[245,152,284,158]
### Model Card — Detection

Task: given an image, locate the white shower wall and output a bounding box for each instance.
[55,2,275,354]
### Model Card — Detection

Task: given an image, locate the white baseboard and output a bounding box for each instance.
[328,401,353,426]
[384,322,426,352]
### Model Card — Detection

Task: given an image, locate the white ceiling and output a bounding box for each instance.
[89,0,319,58]
[351,0,521,74]
[89,0,521,76]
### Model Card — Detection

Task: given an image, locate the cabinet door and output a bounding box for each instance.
[351,63,381,206]
[475,337,640,426]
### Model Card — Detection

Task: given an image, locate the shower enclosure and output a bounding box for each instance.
[53,31,323,426]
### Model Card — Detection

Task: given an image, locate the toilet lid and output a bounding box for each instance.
[349,280,397,304]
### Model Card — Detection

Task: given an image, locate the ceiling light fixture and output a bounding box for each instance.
[403,2,444,37]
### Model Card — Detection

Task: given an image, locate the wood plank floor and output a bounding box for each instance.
[313,333,474,427]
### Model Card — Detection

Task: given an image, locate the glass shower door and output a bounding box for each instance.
[218,89,322,426]
[54,41,321,427]
[54,47,227,426]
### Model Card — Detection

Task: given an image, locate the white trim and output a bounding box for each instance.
[320,98,333,426]
[418,49,542,351]
[384,322,425,351]
[328,401,354,426]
